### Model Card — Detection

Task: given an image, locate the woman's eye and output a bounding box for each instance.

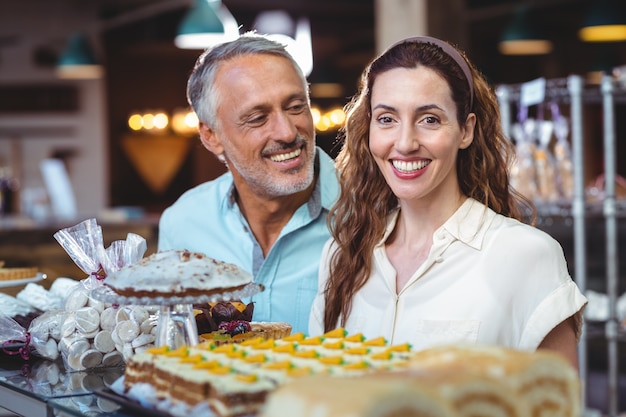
[377,115,394,124]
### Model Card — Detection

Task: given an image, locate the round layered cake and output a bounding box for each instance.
[103,249,253,298]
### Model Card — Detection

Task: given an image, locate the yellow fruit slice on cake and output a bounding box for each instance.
[323,328,347,338]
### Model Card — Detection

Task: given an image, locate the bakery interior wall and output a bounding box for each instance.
[1,0,626,217]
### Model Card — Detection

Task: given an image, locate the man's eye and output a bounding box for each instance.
[288,103,307,113]
[424,116,439,124]
[247,115,267,125]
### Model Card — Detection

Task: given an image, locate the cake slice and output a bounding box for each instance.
[104,250,252,297]
[407,344,581,417]
[259,374,458,417]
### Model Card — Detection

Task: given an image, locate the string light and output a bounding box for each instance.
[128,107,345,135]
[310,106,345,132]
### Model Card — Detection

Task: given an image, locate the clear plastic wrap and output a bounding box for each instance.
[509,120,538,200]
[49,218,155,371]
[550,103,574,201]
[0,312,35,360]
[534,119,560,203]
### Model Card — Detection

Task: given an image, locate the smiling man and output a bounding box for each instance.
[158,33,339,334]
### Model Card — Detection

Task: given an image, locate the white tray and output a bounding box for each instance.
[0,272,46,288]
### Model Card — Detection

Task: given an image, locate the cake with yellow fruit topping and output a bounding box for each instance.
[122,327,413,416]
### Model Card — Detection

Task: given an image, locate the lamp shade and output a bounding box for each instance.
[175,0,238,49]
[579,0,626,42]
[253,11,313,76]
[498,7,553,55]
[56,32,104,79]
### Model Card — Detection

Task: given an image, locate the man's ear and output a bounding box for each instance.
[198,122,224,156]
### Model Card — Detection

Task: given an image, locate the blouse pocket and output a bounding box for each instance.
[413,319,480,350]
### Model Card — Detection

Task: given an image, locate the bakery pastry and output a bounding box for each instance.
[121,332,580,417]
[0,266,37,281]
[199,321,293,345]
[103,249,253,297]
[377,367,526,417]
[407,344,581,417]
[123,329,415,416]
[260,374,458,417]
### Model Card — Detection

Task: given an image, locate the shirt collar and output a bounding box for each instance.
[441,198,494,250]
[381,198,495,251]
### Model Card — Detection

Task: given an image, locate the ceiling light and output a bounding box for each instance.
[56,32,104,79]
[253,11,313,76]
[498,7,553,55]
[579,0,626,42]
[175,0,239,49]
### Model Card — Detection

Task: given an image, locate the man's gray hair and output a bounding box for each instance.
[187,32,309,128]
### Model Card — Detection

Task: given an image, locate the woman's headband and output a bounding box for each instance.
[385,36,474,110]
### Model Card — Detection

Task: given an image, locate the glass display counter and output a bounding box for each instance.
[0,356,128,417]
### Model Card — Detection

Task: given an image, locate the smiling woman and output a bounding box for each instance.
[309,35,587,371]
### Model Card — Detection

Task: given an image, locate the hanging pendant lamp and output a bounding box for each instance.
[56,32,104,79]
[175,0,239,49]
[498,7,553,55]
[579,0,626,42]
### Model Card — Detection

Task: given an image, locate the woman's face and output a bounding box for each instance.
[369,65,475,204]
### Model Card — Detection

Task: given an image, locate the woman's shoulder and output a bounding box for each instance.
[489,212,564,254]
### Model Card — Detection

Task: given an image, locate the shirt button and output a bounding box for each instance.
[435,257,444,263]
[437,232,446,240]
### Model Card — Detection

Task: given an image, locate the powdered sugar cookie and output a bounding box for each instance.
[140,318,155,334]
[100,307,117,331]
[94,330,115,353]
[74,307,100,334]
[102,351,124,367]
[131,333,154,349]
[88,297,105,313]
[130,306,149,324]
[65,289,89,311]
[115,308,130,323]
[61,317,77,338]
[133,344,155,355]
[67,338,90,358]
[115,320,139,343]
[110,327,122,347]
[121,343,134,360]
[80,349,103,369]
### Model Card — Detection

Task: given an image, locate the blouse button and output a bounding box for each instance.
[435,257,444,263]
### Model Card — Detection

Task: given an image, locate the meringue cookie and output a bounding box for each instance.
[74,307,100,334]
[64,289,89,311]
[80,349,103,369]
[115,320,139,343]
[94,330,115,353]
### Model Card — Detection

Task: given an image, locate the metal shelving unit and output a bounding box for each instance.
[496,74,624,416]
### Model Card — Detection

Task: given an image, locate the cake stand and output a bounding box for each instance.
[91,283,264,350]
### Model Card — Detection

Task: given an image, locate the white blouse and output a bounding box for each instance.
[309,198,587,351]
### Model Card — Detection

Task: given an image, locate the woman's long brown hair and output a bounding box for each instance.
[323,39,534,331]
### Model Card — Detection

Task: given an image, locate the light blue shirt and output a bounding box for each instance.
[158,148,339,334]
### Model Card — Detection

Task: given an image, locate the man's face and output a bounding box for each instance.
[202,54,316,200]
